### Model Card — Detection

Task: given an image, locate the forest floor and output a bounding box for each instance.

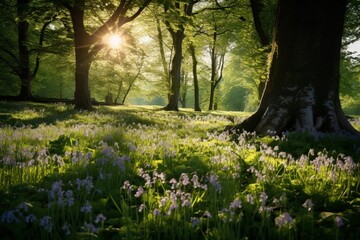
[0,101,360,239]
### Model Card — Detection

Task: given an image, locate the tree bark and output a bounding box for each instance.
[189,43,201,111]
[163,0,196,111]
[17,0,33,101]
[73,46,92,110]
[164,30,184,111]
[231,0,359,137]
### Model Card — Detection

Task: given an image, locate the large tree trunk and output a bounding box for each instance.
[231,0,359,137]
[17,0,33,101]
[74,46,92,110]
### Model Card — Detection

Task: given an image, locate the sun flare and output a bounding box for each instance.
[106,34,122,49]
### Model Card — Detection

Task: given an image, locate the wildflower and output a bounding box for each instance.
[275,212,293,227]
[153,209,161,216]
[122,181,133,194]
[17,202,31,212]
[82,222,98,233]
[95,213,107,224]
[0,210,20,224]
[39,216,53,232]
[135,186,144,198]
[64,190,74,207]
[191,217,201,227]
[335,216,344,228]
[182,199,191,208]
[229,198,242,210]
[308,148,315,156]
[180,173,190,186]
[209,173,221,193]
[203,211,212,218]
[160,197,168,207]
[138,204,145,212]
[169,178,178,189]
[259,192,268,205]
[25,214,37,223]
[246,194,255,205]
[191,174,201,188]
[168,203,178,214]
[76,177,94,194]
[62,222,71,236]
[80,201,92,213]
[302,199,314,211]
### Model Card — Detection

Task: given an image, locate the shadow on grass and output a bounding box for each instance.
[0,101,160,128]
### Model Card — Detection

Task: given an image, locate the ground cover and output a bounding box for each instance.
[0,102,359,239]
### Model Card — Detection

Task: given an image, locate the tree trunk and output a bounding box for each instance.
[164,30,184,111]
[189,43,201,111]
[73,46,92,110]
[231,0,359,137]
[17,0,33,101]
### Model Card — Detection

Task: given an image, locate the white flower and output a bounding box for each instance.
[302,199,314,211]
[246,194,255,205]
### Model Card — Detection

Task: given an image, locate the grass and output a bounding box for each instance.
[0,101,359,239]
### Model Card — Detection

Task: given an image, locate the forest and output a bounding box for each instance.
[1,0,360,239]
[0,0,359,114]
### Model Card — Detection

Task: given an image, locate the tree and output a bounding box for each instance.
[59,0,150,110]
[188,42,201,111]
[0,0,58,100]
[230,0,359,137]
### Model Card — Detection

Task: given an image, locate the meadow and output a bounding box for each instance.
[0,102,359,240]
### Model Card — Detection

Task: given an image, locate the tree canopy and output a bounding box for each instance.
[0,0,359,134]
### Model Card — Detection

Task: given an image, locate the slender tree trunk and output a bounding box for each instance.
[231,0,359,137]
[17,0,33,101]
[189,43,201,111]
[155,15,171,93]
[114,79,123,105]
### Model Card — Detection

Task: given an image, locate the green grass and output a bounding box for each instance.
[0,102,359,239]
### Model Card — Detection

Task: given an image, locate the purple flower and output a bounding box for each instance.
[80,201,92,213]
[135,186,144,198]
[229,199,242,210]
[25,214,37,223]
[191,217,200,227]
[95,213,106,224]
[153,209,161,216]
[275,212,293,227]
[39,216,53,232]
[180,173,190,186]
[82,222,98,233]
[0,210,20,224]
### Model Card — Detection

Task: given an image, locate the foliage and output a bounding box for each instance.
[0,102,359,239]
